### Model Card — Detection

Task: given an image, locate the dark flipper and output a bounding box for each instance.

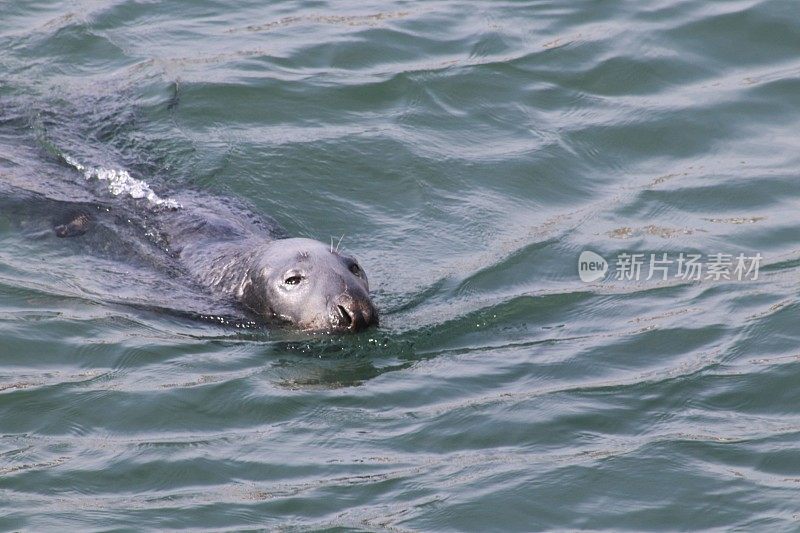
[54,210,92,238]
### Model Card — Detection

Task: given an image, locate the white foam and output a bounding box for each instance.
[63,154,182,209]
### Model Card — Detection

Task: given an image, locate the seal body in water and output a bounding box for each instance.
[57,191,379,333]
[160,194,378,333]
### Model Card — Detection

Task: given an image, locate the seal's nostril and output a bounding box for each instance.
[337,305,352,327]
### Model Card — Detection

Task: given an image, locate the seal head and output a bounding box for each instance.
[241,238,378,333]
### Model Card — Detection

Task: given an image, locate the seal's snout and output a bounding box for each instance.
[332,293,377,332]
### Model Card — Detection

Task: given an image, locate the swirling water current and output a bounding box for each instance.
[1,0,799,530]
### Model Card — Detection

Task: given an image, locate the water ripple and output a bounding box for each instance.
[1,0,799,529]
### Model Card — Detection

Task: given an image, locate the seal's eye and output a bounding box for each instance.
[284,275,303,285]
[349,263,361,277]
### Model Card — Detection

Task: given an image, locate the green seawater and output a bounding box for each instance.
[1,0,799,530]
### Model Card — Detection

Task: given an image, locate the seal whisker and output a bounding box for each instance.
[336,233,345,253]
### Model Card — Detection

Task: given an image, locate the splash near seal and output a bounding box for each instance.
[62,154,182,210]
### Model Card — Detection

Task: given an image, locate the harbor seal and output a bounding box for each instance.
[182,236,377,333]
[157,194,379,333]
[55,190,379,333]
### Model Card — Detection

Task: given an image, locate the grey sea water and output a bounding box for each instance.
[1,0,799,530]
